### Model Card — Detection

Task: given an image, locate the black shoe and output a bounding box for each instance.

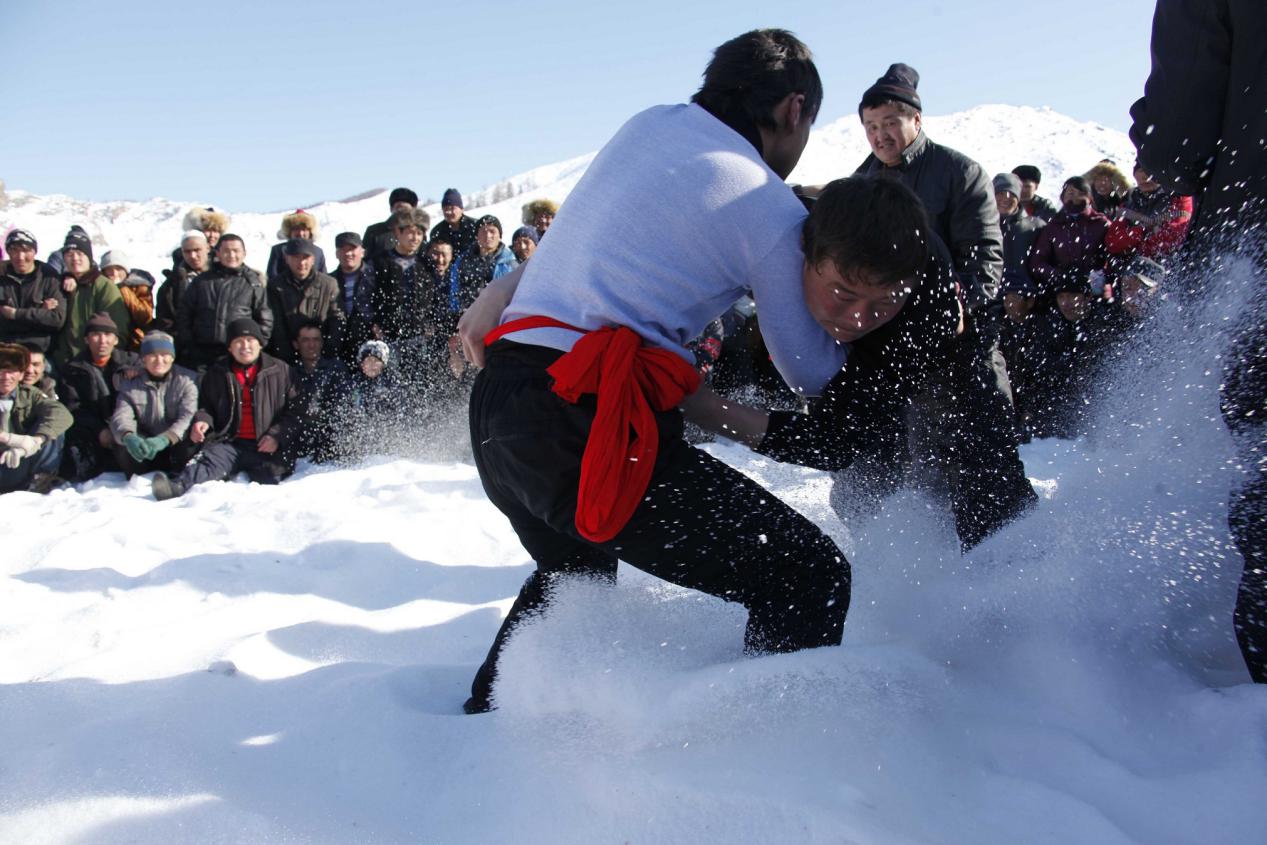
[462,696,495,715]
[151,474,186,501]
[28,473,65,495]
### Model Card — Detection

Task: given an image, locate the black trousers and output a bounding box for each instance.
[466,342,852,710]
[178,438,294,488]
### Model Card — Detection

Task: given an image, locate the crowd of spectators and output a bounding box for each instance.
[0,153,1192,501]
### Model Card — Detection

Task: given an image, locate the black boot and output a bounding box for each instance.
[151,474,187,501]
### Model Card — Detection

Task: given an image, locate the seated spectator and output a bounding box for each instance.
[289,318,346,463]
[1105,160,1193,267]
[363,188,418,260]
[21,346,58,399]
[265,210,328,281]
[176,234,273,372]
[1011,165,1057,222]
[1023,176,1111,437]
[0,342,71,494]
[52,228,131,369]
[59,312,139,480]
[266,238,345,364]
[430,189,478,257]
[448,215,517,334]
[373,208,436,376]
[332,232,378,365]
[522,198,558,236]
[101,251,155,351]
[1084,159,1132,219]
[1,229,66,356]
[109,330,199,478]
[328,340,409,460]
[156,231,211,334]
[510,226,539,263]
[152,318,299,500]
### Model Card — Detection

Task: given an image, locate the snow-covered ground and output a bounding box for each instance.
[1,103,1136,277]
[3,257,1266,843]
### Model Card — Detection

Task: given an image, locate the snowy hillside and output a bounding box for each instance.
[0,104,1135,275]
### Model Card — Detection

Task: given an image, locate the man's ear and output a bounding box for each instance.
[787,93,805,131]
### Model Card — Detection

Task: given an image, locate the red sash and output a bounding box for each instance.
[485,316,701,542]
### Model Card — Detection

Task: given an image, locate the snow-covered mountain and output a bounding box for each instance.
[0,104,1136,275]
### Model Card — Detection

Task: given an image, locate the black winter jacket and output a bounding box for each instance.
[175,264,273,364]
[155,262,201,335]
[430,216,479,258]
[856,131,1003,313]
[265,268,346,364]
[59,350,140,443]
[999,211,1047,296]
[0,260,66,352]
[372,252,443,341]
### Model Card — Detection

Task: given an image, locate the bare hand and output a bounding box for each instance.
[43,298,58,310]
[257,435,279,454]
[62,277,77,294]
[190,421,209,444]
[97,428,114,448]
[370,324,384,340]
[0,305,15,319]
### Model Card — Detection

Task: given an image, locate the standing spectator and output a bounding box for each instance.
[265,210,328,281]
[1,229,65,355]
[510,226,539,264]
[21,346,58,399]
[995,172,1050,440]
[853,62,1032,549]
[362,188,418,260]
[1084,160,1132,219]
[156,231,211,334]
[51,228,131,369]
[44,225,88,276]
[176,234,273,372]
[288,319,346,463]
[1105,160,1193,266]
[152,318,300,500]
[109,330,199,478]
[448,215,517,335]
[1023,176,1111,436]
[101,251,155,351]
[0,343,71,494]
[1011,165,1058,222]
[331,232,378,365]
[182,207,231,253]
[522,199,559,236]
[373,208,436,377]
[430,189,478,258]
[1129,0,1266,684]
[58,312,138,480]
[265,239,345,365]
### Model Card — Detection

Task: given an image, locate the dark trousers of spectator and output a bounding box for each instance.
[63,433,119,481]
[837,315,1037,551]
[0,436,63,494]
[1223,314,1267,683]
[111,440,201,478]
[178,438,294,488]
[465,342,852,712]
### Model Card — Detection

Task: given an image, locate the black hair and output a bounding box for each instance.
[475,215,502,236]
[691,29,822,150]
[217,233,245,248]
[802,176,930,286]
[1012,165,1042,184]
[1062,175,1093,196]
[295,317,323,336]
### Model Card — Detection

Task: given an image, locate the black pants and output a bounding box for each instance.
[466,342,851,710]
[112,440,200,478]
[178,438,294,488]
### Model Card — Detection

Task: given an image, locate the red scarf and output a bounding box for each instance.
[233,362,260,441]
[486,317,701,542]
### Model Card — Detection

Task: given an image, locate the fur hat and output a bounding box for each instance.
[358,339,390,366]
[859,63,922,114]
[0,342,31,374]
[1083,161,1132,197]
[278,209,319,240]
[182,206,231,233]
[389,187,419,208]
[521,198,559,225]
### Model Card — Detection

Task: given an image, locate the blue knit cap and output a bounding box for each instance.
[140,330,176,356]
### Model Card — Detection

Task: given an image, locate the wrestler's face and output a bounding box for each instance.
[802,259,909,343]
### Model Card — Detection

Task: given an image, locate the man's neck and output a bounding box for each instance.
[301,358,319,373]
[340,264,362,275]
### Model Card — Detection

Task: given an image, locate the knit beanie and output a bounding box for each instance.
[100,250,130,272]
[140,330,177,356]
[476,215,502,236]
[226,318,265,345]
[992,173,1022,197]
[441,188,464,209]
[83,311,120,338]
[511,226,540,245]
[5,229,37,253]
[63,227,94,262]
[358,339,390,366]
[859,63,922,114]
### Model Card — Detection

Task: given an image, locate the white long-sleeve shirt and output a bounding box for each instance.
[500,103,845,396]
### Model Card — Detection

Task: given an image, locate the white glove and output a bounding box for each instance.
[0,433,41,468]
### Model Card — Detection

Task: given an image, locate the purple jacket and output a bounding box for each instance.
[1025,208,1110,295]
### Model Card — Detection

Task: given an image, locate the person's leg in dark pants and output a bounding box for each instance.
[464,344,851,712]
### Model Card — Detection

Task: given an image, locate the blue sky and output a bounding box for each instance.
[3,0,1156,211]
